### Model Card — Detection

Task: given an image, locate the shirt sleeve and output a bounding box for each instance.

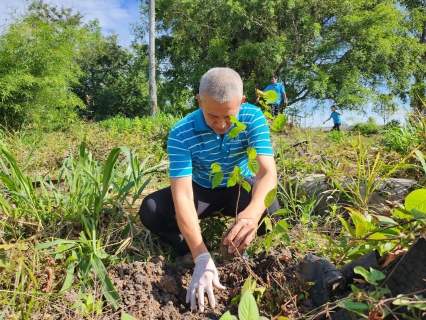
[246,108,274,156]
[167,129,193,178]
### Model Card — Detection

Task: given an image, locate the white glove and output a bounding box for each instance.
[186,252,226,312]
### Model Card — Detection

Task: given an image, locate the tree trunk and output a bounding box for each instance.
[149,0,158,116]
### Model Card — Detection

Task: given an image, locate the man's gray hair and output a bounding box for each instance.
[199,67,243,103]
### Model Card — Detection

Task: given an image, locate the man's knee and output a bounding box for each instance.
[138,196,156,228]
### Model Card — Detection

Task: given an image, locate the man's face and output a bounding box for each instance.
[270,77,277,85]
[197,93,245,135]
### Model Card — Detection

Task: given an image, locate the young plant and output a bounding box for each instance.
[220,276,269,320]
[210,115,291,257]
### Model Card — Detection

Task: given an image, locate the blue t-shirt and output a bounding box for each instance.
[330,111,341,124]
[167,103,274,188]
[263,82,285,105]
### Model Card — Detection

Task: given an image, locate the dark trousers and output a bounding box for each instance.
[139,178,280,254]
[268,103,280,117]
[332,123,341,131]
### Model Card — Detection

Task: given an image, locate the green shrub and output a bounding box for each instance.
[381,124,422,153]
[350,117,380,135]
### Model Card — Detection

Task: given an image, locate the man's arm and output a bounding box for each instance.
[171,176,225,312]
[223,155,277,254]
[170,176,208,259]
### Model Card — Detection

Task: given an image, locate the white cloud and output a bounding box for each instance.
[0,0,141,48]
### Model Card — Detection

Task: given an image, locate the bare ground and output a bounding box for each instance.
[105,248,305,319]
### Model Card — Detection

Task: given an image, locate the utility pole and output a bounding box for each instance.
[149,0,158,116]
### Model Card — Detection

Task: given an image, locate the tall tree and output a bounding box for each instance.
[148,0,158,116]
[0,0,88,130]
[73,25,150,121]
[147,0,423,111]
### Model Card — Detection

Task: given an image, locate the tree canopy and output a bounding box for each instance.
[142,0,425,111]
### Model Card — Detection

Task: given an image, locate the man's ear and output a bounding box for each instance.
[196,94,202,109]
[241,95,246,105]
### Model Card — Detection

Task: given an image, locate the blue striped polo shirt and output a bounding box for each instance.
[167,103,274,188]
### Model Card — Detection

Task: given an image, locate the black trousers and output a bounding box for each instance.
[268,103,280,117]
[139,178,280,254]
[332,123,341,131]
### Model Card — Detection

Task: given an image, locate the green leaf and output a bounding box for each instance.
[241,276,256,296]
[101,147,121,198]
[353,266,385,285]
[219,311,238,320]
[211,162,222,173]
[212,172,224,188]
[230,115,246,130]
[241,180,251,193]
[238,290,259,320]
[411,209,426,219]
[338,216,355,238]
[90,254,120,310]
[228,127,242,139]
[271,114,287,132]
[121,312,138,320]
[371,214,397,226]
[348,209,372,238]
[275,219,289,232]
[228,177,237,188]
[248,159,259,174]
[392,207,414,219]
[262,90,278,104]
[264,188,277,208]
[60,261,76,292]
[336,299,369,315]
[405,189,426,213]
[263,111,273,120]
[247,147,257,160]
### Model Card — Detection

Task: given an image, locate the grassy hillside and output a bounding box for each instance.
[0,113,425,318]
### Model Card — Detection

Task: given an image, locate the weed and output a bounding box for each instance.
[220,276,269,320]
[322,134,418,212]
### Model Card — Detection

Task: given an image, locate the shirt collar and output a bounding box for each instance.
[194,109,210,132]
[193,105,243,132]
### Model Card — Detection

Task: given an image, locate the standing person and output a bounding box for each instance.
[256,75,288,116]
[323,105,342,131]
[139,67,279,312]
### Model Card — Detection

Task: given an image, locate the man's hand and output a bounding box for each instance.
[223,217,258,254]
[186,253,225,312]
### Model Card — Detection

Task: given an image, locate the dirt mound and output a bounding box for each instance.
[109,248,302,319]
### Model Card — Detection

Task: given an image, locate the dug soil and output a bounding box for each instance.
[108,248,307,319]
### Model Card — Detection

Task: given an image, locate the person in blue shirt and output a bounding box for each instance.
[138,67,279,312]
[323,105,342,131]
[256,75,288,116]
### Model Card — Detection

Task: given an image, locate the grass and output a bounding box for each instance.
[0,113,425,318]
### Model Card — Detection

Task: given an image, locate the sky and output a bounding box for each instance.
[0,0,141,48]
